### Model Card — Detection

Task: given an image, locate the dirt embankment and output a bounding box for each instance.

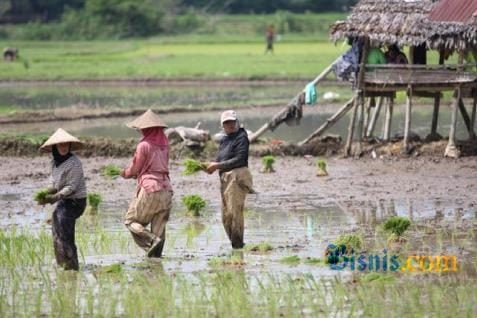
[2,134,477,159]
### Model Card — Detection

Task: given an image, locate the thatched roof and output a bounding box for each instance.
[330,0,477,51]
[427,0,477,51]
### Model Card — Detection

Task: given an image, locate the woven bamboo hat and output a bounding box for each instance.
[126,109,168,129]
[40,128,83,152]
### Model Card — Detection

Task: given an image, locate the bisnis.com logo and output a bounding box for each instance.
[327,244,458,272]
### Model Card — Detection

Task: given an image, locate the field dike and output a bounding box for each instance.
[2,134,477,158]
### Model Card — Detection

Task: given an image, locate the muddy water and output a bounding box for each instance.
[0,82,473,141]
[1,184,475,276]
[0,103,472,142]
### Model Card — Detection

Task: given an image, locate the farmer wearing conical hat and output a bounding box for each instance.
[121,109,173,258]
[206,110,253,249]
[37,128,87,270]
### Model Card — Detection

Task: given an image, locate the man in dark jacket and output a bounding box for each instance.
[207,110,254,249]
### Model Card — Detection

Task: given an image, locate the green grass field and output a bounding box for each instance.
[0,38,348,80]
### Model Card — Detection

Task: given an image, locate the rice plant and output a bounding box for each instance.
[316,159,328,176]
[102,164,122,178]
[182,195,206,217]
[87,193,102,214]
[245,242,273,253]
[261,155,275,173]
[183,159,207,175]
[33,188,50,204]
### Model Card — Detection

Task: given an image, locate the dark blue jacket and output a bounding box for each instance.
[216,128,249,173]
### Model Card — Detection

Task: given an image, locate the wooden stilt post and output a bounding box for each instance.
[429,96,441,140]
[366,96,383,137]
[344,37,369,157]
[428,49,445,141]
[471,92,477,139]
[356,94,365,155]
[298,97,355,146]
[445,86,461,158]
[403,85,413,153]
[383,97,394,141]
[363,97,373,139]
[345,97,359,157]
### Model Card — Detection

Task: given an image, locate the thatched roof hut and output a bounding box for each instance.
[330,0,435,48]
[330,0,477,51]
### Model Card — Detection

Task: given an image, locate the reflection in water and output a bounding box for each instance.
[182,222,206,248]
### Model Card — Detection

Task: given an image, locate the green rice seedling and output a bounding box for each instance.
[102,164,122,178]
[87,193,102,214]
[208,255,246,267]
[383,216,411,237]
[183,159,207,175]
[326,234,363,264]
[304,257,325,265]
[359,272,396,283]
[182,195,206,217]
[245,242,273,253]
[261,155,275,173]
[316,159,328,176]
[33,188,50,204]
[279,255,300,265]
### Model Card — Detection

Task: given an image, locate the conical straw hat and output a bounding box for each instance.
[39,128,83,152]
[126,109,168,129]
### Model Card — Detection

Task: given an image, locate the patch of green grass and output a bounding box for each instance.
[359,272,396,283]
[304,257,325,265]
[245,242,273,253]
[208,255,246,267]
[0,39,347,80]
[279,255,300,265]
[97,263,122,274]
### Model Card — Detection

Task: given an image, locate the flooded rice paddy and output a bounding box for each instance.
[0,83,476,316]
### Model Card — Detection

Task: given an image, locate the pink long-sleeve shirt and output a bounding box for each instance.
[123,141,172,193]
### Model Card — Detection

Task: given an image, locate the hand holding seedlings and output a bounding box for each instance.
[183,158,208,175]
[206,162,220,174]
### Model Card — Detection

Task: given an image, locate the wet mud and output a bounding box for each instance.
[1,155,476,276]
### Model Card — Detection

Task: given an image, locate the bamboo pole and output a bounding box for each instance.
[298,97,355,146]
[366,96,383,137]
[383,97,394,141]
[403,85,413,153]
[445,85,461,158]
[248,58,338,143]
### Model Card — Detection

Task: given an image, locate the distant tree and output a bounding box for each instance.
[0,0,85,22]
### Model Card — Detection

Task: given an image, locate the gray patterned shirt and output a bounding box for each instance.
[50,155,87,199]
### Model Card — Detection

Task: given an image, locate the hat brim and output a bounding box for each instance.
[221,117,237,124]
[40,141,83,153]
